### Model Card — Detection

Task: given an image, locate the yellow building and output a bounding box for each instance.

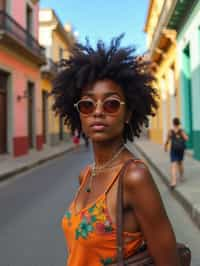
[144,0,181,144]
[39,9,76,145]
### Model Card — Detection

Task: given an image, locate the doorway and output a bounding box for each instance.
[42,90,48,144]
[27,81,34,149]
[182,44,193,149]
[0,70,8,154]
[0,0,6,10]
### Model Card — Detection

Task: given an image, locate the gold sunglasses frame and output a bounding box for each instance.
[74,98,125,115]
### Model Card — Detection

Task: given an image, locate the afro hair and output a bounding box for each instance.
[51,34,159,142]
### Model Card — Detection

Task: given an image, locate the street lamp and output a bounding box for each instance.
[17,89,29,101]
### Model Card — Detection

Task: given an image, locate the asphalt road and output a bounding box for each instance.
[0,144,199,266]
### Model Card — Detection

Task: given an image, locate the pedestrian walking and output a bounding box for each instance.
[82,132,90,148]
[52,35,186,266]
[72,129,80,150]
[164,117,188,189]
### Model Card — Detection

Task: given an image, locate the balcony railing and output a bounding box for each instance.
[149,0,178,55]
[0,10,45,59]
[41,58,58,76]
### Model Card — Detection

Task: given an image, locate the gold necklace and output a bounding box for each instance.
[85,145,125,193]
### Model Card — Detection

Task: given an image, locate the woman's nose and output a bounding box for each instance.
[93,100,104,116]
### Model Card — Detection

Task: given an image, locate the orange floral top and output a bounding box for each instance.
[62,164,144,266]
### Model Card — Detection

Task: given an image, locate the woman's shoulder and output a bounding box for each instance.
[123,157,160,208]
[123,157,153,190]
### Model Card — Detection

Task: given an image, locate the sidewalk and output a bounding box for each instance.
[132,139,200,230]
[0,141,75,181]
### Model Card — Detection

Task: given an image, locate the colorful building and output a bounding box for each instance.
[144,0,182,144]
[167,0,200,159]
[39,9,76,145]
[145,0,200,161]
[0,0,45,156]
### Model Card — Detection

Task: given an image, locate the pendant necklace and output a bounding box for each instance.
[85,144,125,193]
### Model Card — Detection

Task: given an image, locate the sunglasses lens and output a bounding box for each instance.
[103,99,121,113]
[78,101,94,114]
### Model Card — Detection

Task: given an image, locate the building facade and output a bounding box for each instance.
[145,0,181,145]
[145,0,200,161]
[0,0,45,156]
[39,9,75,145]
[167,0,200,159]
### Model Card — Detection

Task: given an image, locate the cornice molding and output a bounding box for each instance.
[149,0,178,56]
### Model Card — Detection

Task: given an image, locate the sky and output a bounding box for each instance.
[40,0,149,54]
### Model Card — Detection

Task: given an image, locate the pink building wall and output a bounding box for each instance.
[11,0,39,39]
[12,1,25,29]
[0,0,42,157]
[34,3,39,39]
[0,51,42,156]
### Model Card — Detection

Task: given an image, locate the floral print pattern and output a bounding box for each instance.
[100,257,115,265]
[65,210,72,226]
[65,198,114,240]
[64,198,117,264]
[75,216,94,239]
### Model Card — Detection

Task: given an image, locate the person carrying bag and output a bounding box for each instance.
[53,35,190,266]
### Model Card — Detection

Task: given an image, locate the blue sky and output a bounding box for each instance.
[40,0,149,54]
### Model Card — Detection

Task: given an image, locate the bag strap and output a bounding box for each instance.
[116,158,136,266]
[171,129,183,138]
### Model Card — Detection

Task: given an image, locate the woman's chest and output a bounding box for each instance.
[62,197,116,248]
[75,171,118,212]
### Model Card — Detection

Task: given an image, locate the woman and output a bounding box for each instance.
[164,117,188,189]
[52,35,180,266]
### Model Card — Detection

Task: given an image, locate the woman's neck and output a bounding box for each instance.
[92,138,125,166]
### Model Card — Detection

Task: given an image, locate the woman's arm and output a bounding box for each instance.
[164,130,171,152]
[180,130,189,141]
[125,162,181,266]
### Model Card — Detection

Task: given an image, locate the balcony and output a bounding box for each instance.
[148,0,198,56]
[148,0,178,56]
[0,10,46,65]
[167,0,199,31]
[41,58,58,79]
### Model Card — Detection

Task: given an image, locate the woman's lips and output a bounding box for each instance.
[90,123,107,131]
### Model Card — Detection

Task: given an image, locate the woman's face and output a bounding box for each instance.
[79,79,130,143]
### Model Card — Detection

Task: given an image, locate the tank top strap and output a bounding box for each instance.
[80,165,91,186]
[104,163,126,194]
[72,165,91,207]
[104,158,145,194]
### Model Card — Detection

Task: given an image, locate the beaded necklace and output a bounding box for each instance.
[86,145,125,193]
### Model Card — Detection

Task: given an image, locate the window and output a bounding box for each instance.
[26,4,33,35]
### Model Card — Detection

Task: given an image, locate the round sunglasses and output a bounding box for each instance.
[74,98,125,115]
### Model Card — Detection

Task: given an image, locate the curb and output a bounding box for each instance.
[134,143,200,230]
[0,145,75,182]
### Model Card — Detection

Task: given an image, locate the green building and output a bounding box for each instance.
[168,0,200,160]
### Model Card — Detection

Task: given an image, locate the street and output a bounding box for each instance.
[0,145,199,266]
